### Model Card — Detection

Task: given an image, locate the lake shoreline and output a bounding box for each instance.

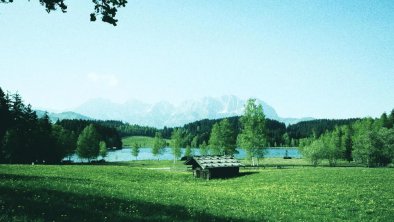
[65,147,301,163]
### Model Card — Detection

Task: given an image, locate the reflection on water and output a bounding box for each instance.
[66,147,301,162]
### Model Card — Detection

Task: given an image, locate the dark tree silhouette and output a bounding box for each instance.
[0,0,127,26]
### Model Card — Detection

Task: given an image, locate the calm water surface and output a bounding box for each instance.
[66,147,301,162]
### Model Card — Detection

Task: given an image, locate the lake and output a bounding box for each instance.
[66,147,301,162]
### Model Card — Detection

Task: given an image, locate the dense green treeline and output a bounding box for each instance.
[266,119,287,147]
[85,112,373,150]
[178,116,240,148]
[158,117,357,148]
[2,85,393,166]
[57,119,122,148]
[0,87,122,164]
[79,120,160,139]
[99,110,363,149]
[165,117,287,148]
[116,122,158,137]
[0,88,73,163]
[287,118,360,139]
[300,111,394,167]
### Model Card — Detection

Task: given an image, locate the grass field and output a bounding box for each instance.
[240,157,368,168]
[122,136,172,148]
[0,162,393,221]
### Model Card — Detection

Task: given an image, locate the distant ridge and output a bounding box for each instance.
[69,96,313,127]
[280,117,315,125]
[35,110,92,122]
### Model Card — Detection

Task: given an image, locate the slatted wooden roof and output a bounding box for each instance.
[184,155,242,169]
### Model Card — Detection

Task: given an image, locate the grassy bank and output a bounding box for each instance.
[1,162,393,221]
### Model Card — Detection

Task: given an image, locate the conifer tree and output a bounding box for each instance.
[0,87,10,140]
[0,87,10,162]
[387,109,394,129]
[342,125,353,162]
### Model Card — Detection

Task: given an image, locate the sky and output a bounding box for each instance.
[0,0,393,119]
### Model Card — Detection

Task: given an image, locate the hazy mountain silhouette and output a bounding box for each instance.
[71,96,312,127]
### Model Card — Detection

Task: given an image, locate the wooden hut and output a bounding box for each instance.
[184,155,242,179]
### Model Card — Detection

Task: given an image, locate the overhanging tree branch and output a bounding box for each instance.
[0,0,128,26]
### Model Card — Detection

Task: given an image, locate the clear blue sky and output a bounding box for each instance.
[0,0,393,118]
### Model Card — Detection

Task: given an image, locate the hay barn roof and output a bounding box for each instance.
[184,155,242,170]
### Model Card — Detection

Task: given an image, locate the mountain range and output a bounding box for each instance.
[35,110,92,122]
[59,95,312,128]
[36,96,313,127]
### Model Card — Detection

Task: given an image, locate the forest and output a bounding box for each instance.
[1,86,393,166]
[0,87,122,164]
[299,114,394,167]
[116,116,360,148]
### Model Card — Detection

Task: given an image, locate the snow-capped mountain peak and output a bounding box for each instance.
[73,96,287,128]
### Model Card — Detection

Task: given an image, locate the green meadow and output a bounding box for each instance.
[1,162,393,221]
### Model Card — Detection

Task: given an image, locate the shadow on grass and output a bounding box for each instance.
[0,174,96,184]
[60,161,178,168]
[0,174,255,222]
[205,171,260,180]
[237,171,259,177]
